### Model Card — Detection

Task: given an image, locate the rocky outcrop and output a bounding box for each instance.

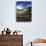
[32,38,46,43]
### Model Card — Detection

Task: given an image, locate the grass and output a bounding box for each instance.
[16,13,32,21]
[16,13,31,17]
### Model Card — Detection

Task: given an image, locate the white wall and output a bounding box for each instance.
[33,43,46,46]
[0,0,46,46]
[0,0,32,45]
[32,0,46,39]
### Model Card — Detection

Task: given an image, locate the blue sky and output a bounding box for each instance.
[16,1,32,7]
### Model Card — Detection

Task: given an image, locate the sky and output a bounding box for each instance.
[16,1,32,7]
[16,1,32,9]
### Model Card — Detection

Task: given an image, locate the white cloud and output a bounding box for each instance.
[17,6,23,9]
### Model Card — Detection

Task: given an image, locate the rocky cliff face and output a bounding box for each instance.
[32,38,46,43]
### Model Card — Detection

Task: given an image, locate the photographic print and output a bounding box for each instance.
[16,1,32,22]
